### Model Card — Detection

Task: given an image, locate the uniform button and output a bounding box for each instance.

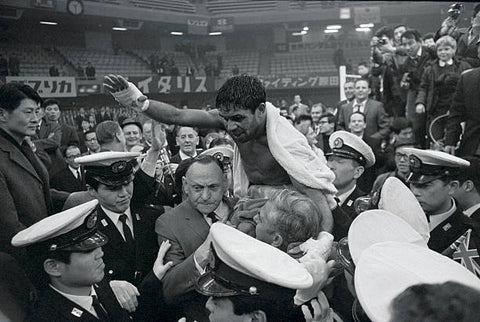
[108,270,113,275]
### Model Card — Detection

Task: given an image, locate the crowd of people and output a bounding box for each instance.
[1,5,480,322]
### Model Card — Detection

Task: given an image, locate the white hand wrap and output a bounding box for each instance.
[110,82,149,111]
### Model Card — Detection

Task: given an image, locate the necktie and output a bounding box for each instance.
[207,212,218,224]
[353,104,362,113]
[91,295,109,321]
[76,169,82,181]
[119,214,134,244]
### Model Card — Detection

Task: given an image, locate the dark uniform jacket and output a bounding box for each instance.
[50,166,86,193]
[97,205,160,285]
[428,206,468,253]
[332,186,366,241]
[30,280,130,321]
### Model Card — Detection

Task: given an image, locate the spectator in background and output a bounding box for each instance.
[294,115,318,149]
[358,61,381,101]
[59,63,68,76]
[121,118,144,152]
[232,65,239,75]
[85,62,96,79]
[49,145,86,193]
[75,63,84,77]
[75,107,88,130]
[310,103,324,136]
[315,113,336,154]
[96,106,113,123]
[436,4,480,68]
[371,26,406,117]
[336,81,355,117]
[49,65,59,77]
[289,94,309,119]
[0,54,8,76]
[43,99,80,157]
[415,35,471,149]
[170,127,200,164]
[422,32,436,49]
[88,114,97,130]
[399,29,436,148]
[186,65,195,76]
[83,130,101,155]
[338,78,390,140]
[393,24,407,47]
[8,53,20,76]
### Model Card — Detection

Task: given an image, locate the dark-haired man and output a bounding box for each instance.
[50,145,86,193]
[315,113,336,153]
[0,83,53,260]
[104,74,336,233]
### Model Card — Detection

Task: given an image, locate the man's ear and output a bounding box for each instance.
[182,176,188,196]
[448,180,460,195]
[271,233,283,249]
[0,108,8,122]
[462,180,475,193]
[114,131,122,143]
[353,166,365,179]
[43,259,63,277]
[250,310,267,322]
[256,103,266,116]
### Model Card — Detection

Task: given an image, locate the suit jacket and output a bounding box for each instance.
[338,99,390,140]
[50,166,86,193]
[398,46,436,92]
[33,120,65,176]
[445,68,480,156]
[155,198,235,321]
[456,29,480,68]
[0,131,51,260]
[60,123,80,151]
[97,205,160,285]
[31,279,130,322]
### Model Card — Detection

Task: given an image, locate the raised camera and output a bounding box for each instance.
[448,2,463,20]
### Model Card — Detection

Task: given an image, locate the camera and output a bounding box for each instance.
[377,38,387,46]
[448,2,463,20]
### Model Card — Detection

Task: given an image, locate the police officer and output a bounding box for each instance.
[404,148,471,253]
[11,200,131,321]
[195,223,314,322]
[75,151,161,313]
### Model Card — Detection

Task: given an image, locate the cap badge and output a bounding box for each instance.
[111,161,127,173]
[49,244,57,251]
[409,155,422,170]
[249,286,258,295]
[86,213,97,229]
[333,137,344,148]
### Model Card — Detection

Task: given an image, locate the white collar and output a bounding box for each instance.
[68,165,80,177]
[439,59,454,67]
[203,200,229,226]
[353,99,366,107]
[429,198,457,230]
[416,46,422,58]
[101,205,132,225]
[179,149,197,160]
[464,203,480,217]
[336,185,357,206]
[49,284,98,317]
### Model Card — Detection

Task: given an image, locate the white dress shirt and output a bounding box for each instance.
[101,206,134,240]
[336,185,357,207]
[429,198,457,231]
[179,150,197,161]
[352,99,367,113]
[49,284,99,318]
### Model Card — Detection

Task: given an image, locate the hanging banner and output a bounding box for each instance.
[6,76,77,97]
[129,76,215,94]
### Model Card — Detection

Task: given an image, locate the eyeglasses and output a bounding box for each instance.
[394,153,409,161]
[86,138,98,142]
[66,154,81,159]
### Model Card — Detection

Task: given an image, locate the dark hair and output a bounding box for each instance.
[393,24,406,32]
[401,29,422,42]
[63,145,80,158]
[84,129,96,138]
[422,32,435,41]
[350,111,367,123]
[354,78,370,87]
[215,75,266,114]
[96,120,121,145]
[294,114,313,125]
[0,83,43,112]
[375,26,394,40]
[42,98,59,108]
[174,158,195,196]
[474,4,480,18]
[390,282,480,322]
[456,156,480,190]
[209,137,234,148]
[319,112,336,124]
[26,245,72,290]
[358,61,369,68]
[228,289,301,321]
[390,117,412,134]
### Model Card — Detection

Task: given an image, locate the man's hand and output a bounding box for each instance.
[153,240,174,280]
[415,103,426,114]
[194,233,212,269]
[444,145,456,155]
[103,74,148,112]
[109,280,140,312]
[150,120,166,152]
[301,291,334,322]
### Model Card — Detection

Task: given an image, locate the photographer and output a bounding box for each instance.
[436,3,480,67]
[370,26,407,117]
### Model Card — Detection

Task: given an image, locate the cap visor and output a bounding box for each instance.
[63,231,109,252]
[92,174,134,187]
[195,271,242,297]
[407,173,441,185]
